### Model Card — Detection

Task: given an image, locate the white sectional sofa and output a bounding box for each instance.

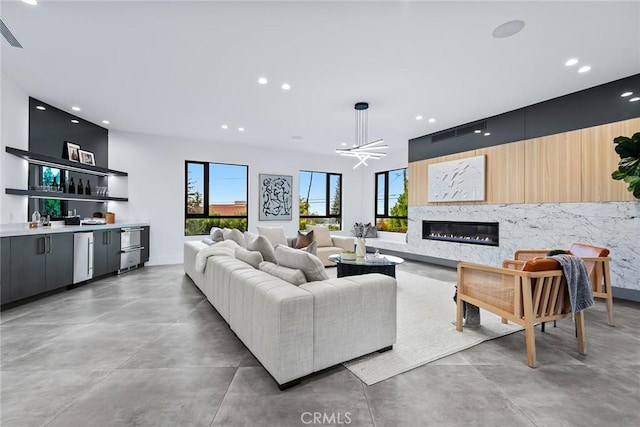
[184,240,397,389]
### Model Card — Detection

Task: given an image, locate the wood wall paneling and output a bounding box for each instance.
[524,130,583,203]
[408,159,430,206]
[476,141,525,204]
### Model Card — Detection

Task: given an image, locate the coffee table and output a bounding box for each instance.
[328,254,404,278]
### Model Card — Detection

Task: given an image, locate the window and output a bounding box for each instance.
[185,161,248,235]
[375,167,408,233]
[299,170,342,231]
[42,167,62,217]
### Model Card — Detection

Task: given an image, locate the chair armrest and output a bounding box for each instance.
[514,249,549,260]
[331,235,355,251]
[503,259,526,270]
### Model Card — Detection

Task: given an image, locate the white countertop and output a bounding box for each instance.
[0,221,150,237]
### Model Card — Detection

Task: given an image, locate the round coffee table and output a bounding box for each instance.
[328,254,404,278]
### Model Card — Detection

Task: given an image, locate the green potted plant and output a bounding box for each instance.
[612,132,640,199]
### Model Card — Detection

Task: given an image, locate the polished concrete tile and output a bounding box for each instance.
[1,262,638,427]
[46,367,235,427]
[0,369,111,427]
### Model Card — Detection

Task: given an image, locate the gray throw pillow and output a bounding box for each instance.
[245,233,278,264]
[301,240,318,256]
[259,261,307,286]
[201,237,215,246]
[274,244,329,282]
[209,227,224,242]
[222,228,246,247]
[235,247,263,269]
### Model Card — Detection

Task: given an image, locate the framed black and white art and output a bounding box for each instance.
[259,174,292,221]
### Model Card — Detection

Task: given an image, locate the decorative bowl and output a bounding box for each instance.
[341,252,357,261]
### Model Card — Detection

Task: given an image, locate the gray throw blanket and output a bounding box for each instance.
[549,254,594,313]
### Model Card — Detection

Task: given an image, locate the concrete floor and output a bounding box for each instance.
[1,261,638,427]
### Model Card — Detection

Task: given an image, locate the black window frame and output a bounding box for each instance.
[299,170,342,226]
[184,160,249,234]
[375,167,408,231]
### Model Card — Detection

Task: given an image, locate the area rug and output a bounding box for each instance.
[341,269,523,385]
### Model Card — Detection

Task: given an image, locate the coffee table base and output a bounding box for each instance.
[336,263,397,278]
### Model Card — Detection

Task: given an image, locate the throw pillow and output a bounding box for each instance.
[301,240,318,256]
[257,226,288,247]
[235,247,264,269]
[306,225,332,247]
[274,244,329,282]
[259,261,307,286]
[245,233,278,263]
[365,226,378,238]
[209,227,224,242]
[201,237,215,246]
[294,230,314,249]
[222,228,246,247]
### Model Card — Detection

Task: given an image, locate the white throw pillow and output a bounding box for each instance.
[259,261,307,286]
[222,228,246,247]
[209,227,224,242]
[307,225,333,247]
[257,226,288,247]
[245,233,278,263]
[274,244,329,282]
[235,247,263,269]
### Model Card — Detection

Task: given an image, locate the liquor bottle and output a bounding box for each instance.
[78,179,84,195]
[53,177,59,192]
[85,180,91,195]
[69,177,76,194]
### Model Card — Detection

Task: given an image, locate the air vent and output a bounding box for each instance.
[432,121,487,143]
[0,19,22,48]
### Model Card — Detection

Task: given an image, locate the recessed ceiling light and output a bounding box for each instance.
[71,119,79,124]
[22,0,38,5]
[238,127,245,132]
[416,115,423,121]
[258,77,267,85]
[291,136,303,140]
[428,118,436,123]
[484,132,491,136]
[341,143,347,146]
[630,97,640,102]
[578,65,591,73]
[281,83,291,90]
[474,130,482,134]
[36,105,46,111]
[71,106,81,111]
[221,124,228,129]
[621,91,633,97]
[102,120,110,125]
[565,58,579,67]
[492,20,525,38]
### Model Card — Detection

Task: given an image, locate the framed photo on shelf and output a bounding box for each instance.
[78,149,96,166]
[65,141,81,162]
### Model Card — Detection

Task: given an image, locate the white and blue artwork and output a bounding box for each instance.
[259,174,292,220]
[428,155,486,202]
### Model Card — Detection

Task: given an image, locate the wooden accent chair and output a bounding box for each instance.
[456,258,586,368]
[513,243,614,326]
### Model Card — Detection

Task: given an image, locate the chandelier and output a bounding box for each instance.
[336,102,387,169]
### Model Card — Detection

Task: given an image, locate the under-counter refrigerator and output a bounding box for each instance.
[73,232,94,283]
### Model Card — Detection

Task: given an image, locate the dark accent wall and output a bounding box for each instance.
[28,97,108,168]
[409,73,640,162]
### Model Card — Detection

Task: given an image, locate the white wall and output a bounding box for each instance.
[109,130,400,265]
[0,72,29,224]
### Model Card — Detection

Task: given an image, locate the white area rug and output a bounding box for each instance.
[341,269,523,385]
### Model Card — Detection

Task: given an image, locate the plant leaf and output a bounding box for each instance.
[619,157,640,176]
[611,169,627,180]
[614,139,640,158]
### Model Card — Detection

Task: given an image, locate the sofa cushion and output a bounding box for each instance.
[295,230,314,249]
[301,240,318,256]
[222,228,246,247]
[306,225,333,247]
[275,244,329,282]
[235,247,264,269]
[257,226,288,247]
[209,227,224,242]
[259,261,307,286]
[245,233,278,263]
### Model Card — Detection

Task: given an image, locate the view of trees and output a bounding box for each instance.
[42,167,61,217]
[376,168,408,233]
[299,171,341,231]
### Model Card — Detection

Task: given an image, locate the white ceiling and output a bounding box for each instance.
[2,1,639,156]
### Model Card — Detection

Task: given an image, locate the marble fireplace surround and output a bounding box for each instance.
[404,202,639,297]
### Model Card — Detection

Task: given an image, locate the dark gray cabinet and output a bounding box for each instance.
[8,233,73,302]
[1,237,11,304]
[93,229,121,277]
[141,226,150,263]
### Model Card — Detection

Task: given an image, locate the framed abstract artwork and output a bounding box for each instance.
[259,174,292,221]
[428,155,486,202]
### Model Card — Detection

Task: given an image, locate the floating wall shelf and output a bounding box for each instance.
[5,188,128,203]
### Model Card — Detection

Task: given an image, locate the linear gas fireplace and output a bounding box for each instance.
[422,220,499,246]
